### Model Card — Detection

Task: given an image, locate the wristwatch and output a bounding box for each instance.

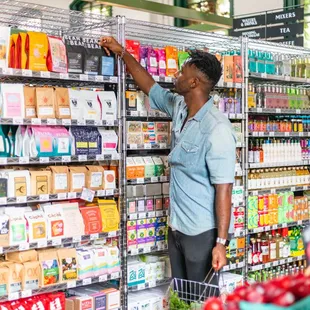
[216,237,230,247]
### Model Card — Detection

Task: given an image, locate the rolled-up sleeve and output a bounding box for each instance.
[206,123,236,184]
[149,83,177,118]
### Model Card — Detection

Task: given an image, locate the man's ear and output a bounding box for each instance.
[190,77,199,88]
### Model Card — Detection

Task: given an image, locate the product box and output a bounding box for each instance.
[126,91,137,111]
[152,157,164,176]
[233,55,243,83]
[127,220,137,250]
[102,288,120,310]
[223,55,233,83]
[146,218,156,248]
[132,157,145,179]
[137,219,147,248]
[126,157,136,180]
[143,157,155,178]
[127,262,138,287]
[136,198,145,213]
[127,199,136,214]
[145,184,162,196]
[74,296,93,310]
[146,198,154,212]
[91,292,107,310]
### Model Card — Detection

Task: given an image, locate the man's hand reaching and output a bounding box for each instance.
[98,36,123,56]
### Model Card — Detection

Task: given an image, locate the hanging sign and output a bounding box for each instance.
[269,36,304,46]
[233,14,266,30]
[267,8,304,24]
[229,28,265,39]
[266,23,303,38]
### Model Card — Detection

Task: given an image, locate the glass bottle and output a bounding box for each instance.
[261,237,269,263]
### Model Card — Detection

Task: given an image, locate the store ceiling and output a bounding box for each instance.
[70,0,232,29]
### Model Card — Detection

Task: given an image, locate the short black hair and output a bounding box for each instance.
[187,50,222,87]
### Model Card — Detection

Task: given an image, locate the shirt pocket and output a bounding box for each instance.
[179,141,199,166]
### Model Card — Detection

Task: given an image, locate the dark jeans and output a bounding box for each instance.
[168,228,219,302]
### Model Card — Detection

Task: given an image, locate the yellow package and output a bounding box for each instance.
[9,34,18,68]
[98,199,120,232]
[165,46,178,77]
[26,31,48,71]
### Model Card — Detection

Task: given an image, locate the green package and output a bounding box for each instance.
[178,51,190,70]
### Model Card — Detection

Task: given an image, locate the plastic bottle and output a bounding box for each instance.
[269,233,277,262]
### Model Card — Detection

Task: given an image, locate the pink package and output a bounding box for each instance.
[157,48,166,76]
[140,46,148,70]
[147,47,158,76]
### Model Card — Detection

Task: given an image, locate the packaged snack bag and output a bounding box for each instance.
[0,266,8,296]
[2,263,22,294]
[0,83,25,118]
[54,87,71,119]
[25,31,49,71]
[49,166,69,194]
[81,90,101,120]
[165,46,178,77]
[97,91,117,122]
[157,48,166,76]
[7,170,31,197]
[147,47,158,76]
[140,46,148,70]
[21,261,40,290]
[126,40,140,62]
[24,210,47,242]
[69,88,83,120]
[82,38,101,75]
[47,35,68,73]
[16,32,27,69]
[38,249,60,286]
[64,35,84,74]
[79,205,102,235]
[57,248,78,282]
[86,166,104,191]
[178,51,189,69]
[9,33,18,69]
[68,166,87,193]
[42,203,65,240]
[61,202,85,238]
[35,87,55,119]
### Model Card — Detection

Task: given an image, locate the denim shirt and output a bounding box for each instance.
[149,83,236,236]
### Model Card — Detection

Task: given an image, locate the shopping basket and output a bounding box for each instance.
[168,270,219,310]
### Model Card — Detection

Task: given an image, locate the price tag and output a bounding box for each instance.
[0,157,7,165]
[8,292,19,301]
[67,281,76,288]
[0,197,7,205]
[129,213,137,220]
[156,211,164,217]
[94,120,102,126]
[296,109,301,114]
[22,69,32,77]
[21,290,32,298]
[52,239,61,246]
[46,118,57,125]
[96,154,105,161]
[288,257,293,262]
[19,243,30,251]
[104,154,112,160]
[2,68,13,75]
[165,77,172,83]
[144,143,152,149]
[148,280,156,288]
[81,187,95,202]
[80,74,89,81]
[111,272,119,280]
[271,188,276,194]
[110,76,118,83]
[269,132,275,137]
[299,132,304,136]
[16,196,27,203]
[257,108,263,113]
[13,118,23,125]
[40,71,50,78]
[38,157,50,165]
[62,119,71,126]
[303,185,308,190]
[37,240,47,248]
[151,177,158,183]
[130,248,138,255]
[258,132,264,136]
[291,186,296,191]
[297,220,302,225]
[159,143,167,149]
[148,211,156,218]
[90,233,99,240]
[99,274,108,282]
[62,156,71,162]
[265,263,271,268]
[261,73,267,78]
[153,76,160,82]
[57,193,67,199]
[106,119,114,126]
[83,278,92,286]
[136,178,144,184]
[284,76,290,81]
[68,192,77,199]
[39,194,49,201]
[298,256,303,261]
[105,189,114,196]
[60,73,69,79]
[19,157,29,164]
[144,246,151,253]
[73,236,82,243]
[138,212,146,219]
[97,190,106,196]
[108,231,117,237]
[95,75,104,82]
[272,224,278,230]
[275,108,281,113]
[282,223,287,228]
[31,118,41,125]
[77,119,86,125]
[78,155,87,162]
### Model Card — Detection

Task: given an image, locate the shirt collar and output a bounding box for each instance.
[190,96,214,122]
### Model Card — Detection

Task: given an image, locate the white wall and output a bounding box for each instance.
[234,0,283,16]
[19,0,174,25]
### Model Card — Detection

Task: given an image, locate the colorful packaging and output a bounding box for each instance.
[69,89,83,120]
[106,245,120,274]
[87,127,102,155]
[223,55,233,83]
[49,165,69,194]
[98,129,118,154]
[233,55,243,83]
[38,250,60,287]
[9,33,18,69]
[92,246,108,276]
[126,91,137,111]
[76,247,93,280]
[24,210,47,242]
[104,170,116,189]
[69,166,87,192]
[54,87,71,119]
[16,32,27,69]
[157,48,166,76]
[42,204,65,240]
[57,248,78,282]
[79,206,102,235]
[140,46,148,70]
[101,49,115,76]
[23,86,36,118]
[165,46,178,77]
[0,83,25,118]
[83,38,101,75]
[6,210,27,245]
[64,35,84,74]
[126,40,140,63]
[47,35,68,73]
[70,126,89,155]
[0,27,11,69]
[25,31,49,71]
[98,199,120,232]
[137,219,147,248]
[147,47,158,76]
[178,51,189,69]
[35,87,55,119]
[127,221,137,250]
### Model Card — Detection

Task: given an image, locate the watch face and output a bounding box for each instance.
[225,239,230,247]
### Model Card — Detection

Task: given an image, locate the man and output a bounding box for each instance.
[99,37,236,282]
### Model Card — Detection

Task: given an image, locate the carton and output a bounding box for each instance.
[152,157,164,177]
[127,199,136,214]
[127,221,137,250]
[146,198,154,212]
[146,218,156,248]
[126,158,136,180]
[223,55,233,83]
[91,292,107,310]
[74,296,93,310]
[126,91,137,111]
[233,55,243,83]
[137,219,147,248]
[143,157,155,178]
[127,262,138,287]
[102,288,120,310]
[103,170,116,189]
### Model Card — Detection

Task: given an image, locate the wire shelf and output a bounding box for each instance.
[125,18,241,52]
[0,0,117,38]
